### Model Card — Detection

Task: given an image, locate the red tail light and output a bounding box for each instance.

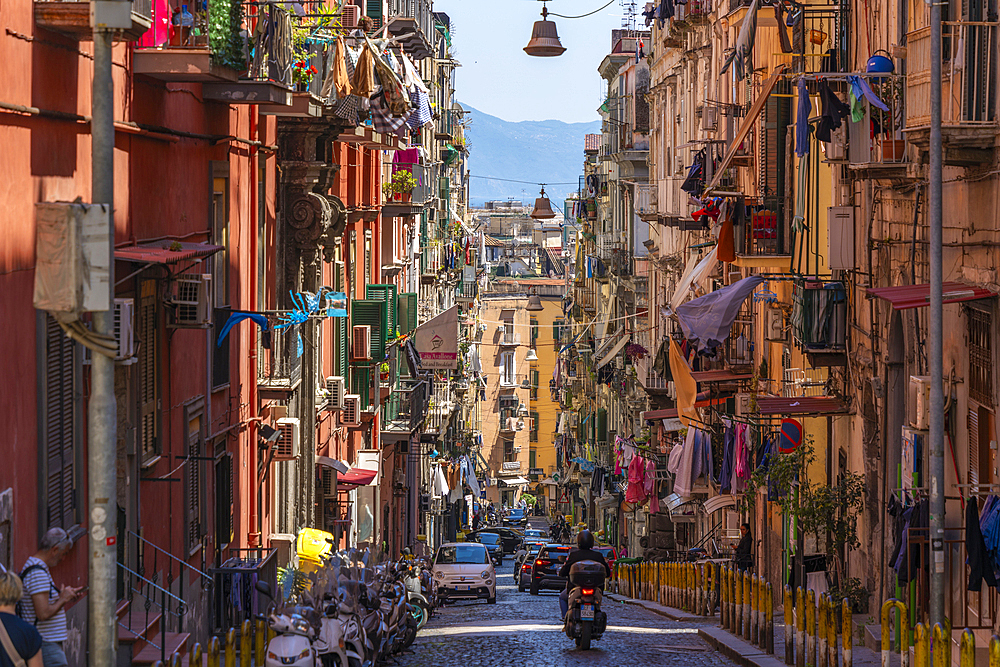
[535,559,551,566]
[522,564,531,571]
[582,588,595,596]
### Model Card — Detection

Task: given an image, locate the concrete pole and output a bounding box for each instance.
[88,28,117,667]
[927,0,945,627]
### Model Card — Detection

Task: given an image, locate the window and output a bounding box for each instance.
[530,370,539,401]
[499,350,515,386]
[968,307,996,485]
[350,229,358,298]
[212,165,230,389]
[553,319,564,350]
[215,451,233,549]
[38,313,81,532]
[503,438,516,462]
[257,163,266,309]
[529,450,537,470]
[529,410,539,443]
[530,317,539,349]
[969,308,993,407]
[184,399,206,554]
[364,230,372,287]
[333,256,348,380]
[138,279,159,463]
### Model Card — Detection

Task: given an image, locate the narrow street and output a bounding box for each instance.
[402,530,740,667]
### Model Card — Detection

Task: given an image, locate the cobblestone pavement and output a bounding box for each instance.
[397,544,741,667]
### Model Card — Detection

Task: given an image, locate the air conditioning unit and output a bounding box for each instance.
[825,124,847,161]
[321,467,336,496]
[429,497,445,513]
[735,393,753,416]
[341,3,360,27]
[342,395,361,427]
[765,306,786,342]
[325,376,345,412]
[273,417,300,461]
[169,274,211,328]
[86,298,136,365]
[351,325,371,360]
[701,106,717,131]
[908,376,932,430]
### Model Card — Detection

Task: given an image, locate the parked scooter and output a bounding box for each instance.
[563,561,608,650]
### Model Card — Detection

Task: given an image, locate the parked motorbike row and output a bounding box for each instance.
[255,548,438,667]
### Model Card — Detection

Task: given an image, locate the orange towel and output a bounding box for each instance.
[669,338,699,427]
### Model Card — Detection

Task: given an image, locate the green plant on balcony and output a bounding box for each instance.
[383,170,417,202]
[208,0,246,72]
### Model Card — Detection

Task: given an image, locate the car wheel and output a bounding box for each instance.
[530,581,539,596]
[487,595,497,604]
[518,582,525,593]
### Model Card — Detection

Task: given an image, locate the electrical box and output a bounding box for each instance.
[827,206,855,270]
[908,375,932,430]
[34,201,111,314]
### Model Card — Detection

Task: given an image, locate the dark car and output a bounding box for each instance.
[594,546,618,572]
[515,543,543,591]
[529,543,574,595]
[467,527,523,554]
[477,532,504,565]
[504,508,528,527]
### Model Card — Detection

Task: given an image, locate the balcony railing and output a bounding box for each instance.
[34,0,151,41]
[736,198,788,258]
[498,331,522,347]
[257,328,301,396]
[425,380,456,434]
[386,0,435,60]
[382,379,428,437]
[791,280,847,363]
[636,183,656,219]
[436,109,461,140]
[791,6,845,74]
[844,74,913,170]
[906,21,998,131]
[455,280,478,301]
[782,368,828,398]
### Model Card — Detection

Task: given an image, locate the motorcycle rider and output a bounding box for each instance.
[557,530,610,620]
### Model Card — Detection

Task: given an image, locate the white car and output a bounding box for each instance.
[432,542,497,604]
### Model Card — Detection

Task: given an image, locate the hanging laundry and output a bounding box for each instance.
[369,38,410,116]
[625,454,648,503]
[669,338,699,427]
[720,422,735,493]
[370,95,408,137]
[406,89,432,129]
[670,428,698,497]
[967,495,997,591]
[795,78,811,158]
[717,204,736,263]
[351,41,375,98]
[321,35,352,102]
[815,81,850,143]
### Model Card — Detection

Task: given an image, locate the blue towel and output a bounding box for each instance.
[795,78,811,157]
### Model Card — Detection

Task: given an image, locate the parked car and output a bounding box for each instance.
[515,543,543,592]
[466,527,523,554]
[523,529,546,540]
[433,542,497,604]
[529,543,574,595]
[504,508,528,527]
[477,532,504,565]
[594,545,618,571]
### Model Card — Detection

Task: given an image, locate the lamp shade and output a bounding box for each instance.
[524,8,566,57]
[526,294,544,311]
[525,348,539,361]
[530,187,556,219]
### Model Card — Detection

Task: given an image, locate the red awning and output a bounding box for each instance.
[640,394,730,421]
[115,241,224,264]
[690,370,754,383]
[755,396,849,416]
[336,467,378,487]
[867,282,995,310]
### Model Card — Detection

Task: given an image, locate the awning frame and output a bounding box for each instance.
[867,281,996,310]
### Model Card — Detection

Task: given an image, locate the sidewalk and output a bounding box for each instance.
[607,593,882,667]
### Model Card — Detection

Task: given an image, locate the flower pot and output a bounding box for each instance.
[400,191,412,203]
[882,139,906,161]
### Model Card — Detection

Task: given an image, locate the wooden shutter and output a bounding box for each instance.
[215,453,233,548]
[42,314,77,530]
[334,262,348,379]
[970,402,981,486]
[352,299,388,362]
[397,292,417,335]
[185,417,202,552]
[138,280,158,460]
[366,284,398,338]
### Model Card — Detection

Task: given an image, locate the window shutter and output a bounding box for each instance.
[186,433,201,552]
[42,314,77,530]
[352,299,388,362]
[366,284,398,339]
[397,292,417,335]
[970,403,981,486]
[215,453,233,548]
[138,280,158,461]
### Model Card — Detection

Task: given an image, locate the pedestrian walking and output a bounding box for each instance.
[19,529,82,667]
[0,570,43,667]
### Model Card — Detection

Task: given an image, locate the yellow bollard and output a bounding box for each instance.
[752,575,760,646]
[932,619,950,667]
[818,594,828,667]
[826,595,836,667]
[959,629,975,667]
[169,653,181,667]
[721,567,729,630]
[806,589,816,667]
[225,627,236,667]
[989,635,1000,667]
[190,644,202,667]
[240,620,251,667]
[796,588,806,667]
[208,636,220,667]
[881,599,909,667]
[914,623,930,667]
[842,599,853,667]
[743,571,752,641]
[735,568,744,637]
[784,586,794,665]
[766,582,775,655]
[256,618,267,666]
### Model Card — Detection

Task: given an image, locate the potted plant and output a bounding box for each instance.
[379,361,390,384]
[386,169,417,202]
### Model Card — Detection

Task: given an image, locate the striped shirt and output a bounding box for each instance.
[20,557,67,642]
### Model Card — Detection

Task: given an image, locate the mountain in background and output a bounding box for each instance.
[462,105,601,208]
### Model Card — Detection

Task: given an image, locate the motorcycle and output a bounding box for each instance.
[563,561,608,651]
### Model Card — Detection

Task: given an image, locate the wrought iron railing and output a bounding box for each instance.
[387,0,435,43]
[211,548,278,634]
[791,280,847,352]
[246,1,293,87]
[257,328,302,391]
[383,379,428,432]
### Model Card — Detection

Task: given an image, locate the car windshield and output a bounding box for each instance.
[436,545,489,565]
[509,509,524,517]
[525,530,544,537]
[595,547,615,558]
[543,547,572,562]
[479,533,501,545]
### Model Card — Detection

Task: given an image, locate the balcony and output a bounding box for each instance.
[498,331,521,347]
[904,21,999,163]
[386,0,435,60]
[383,163,433,217]
[499,408,524,434]
[734,198,791,270]
[636,183,657,221]
[256,329,301,399]
[791,280,847,366]
[134,0,292,105]
[455,280,478,302]
[424,380,456,435]
[380,380,428,443]
[34,0,151,41]
[844,75,923,181]
[436,109,461,141]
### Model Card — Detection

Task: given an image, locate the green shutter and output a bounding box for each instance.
[597,408,608,443]
[397,292,417,334]
[366,0,382,20]
[351,365,372,410]
[334,317,347,379]
[366,284,397,338]
[352,299,388,362]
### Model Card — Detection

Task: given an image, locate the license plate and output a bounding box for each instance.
[460,585,470,590]
[581,604,594,620]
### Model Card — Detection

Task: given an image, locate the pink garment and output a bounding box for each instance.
[138,0,172,47]
[644,458,656,496]
[732,424,750,492]
[672,427,698,497]
[625,455,647,503]
[649,479,660,513]
[392,148,420,174]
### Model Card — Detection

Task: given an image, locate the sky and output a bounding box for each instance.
[430,0,631,124]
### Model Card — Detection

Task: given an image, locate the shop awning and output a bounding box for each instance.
[704,65,788,193]
[499,476,529,486]
[115,241,224,264]
[867,282,996,310]
[337,467,379,487]
[316,457,350,474]
[596,335,629,369]
[755,396,849,416]
[538,478,559,486]
[702,495,737,514]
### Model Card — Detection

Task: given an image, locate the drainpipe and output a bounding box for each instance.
[249,107,259,548]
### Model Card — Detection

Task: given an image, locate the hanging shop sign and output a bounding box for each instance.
[413,304,459,369]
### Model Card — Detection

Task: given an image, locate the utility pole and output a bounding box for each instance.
[927,0,945,628]
[88,0,127,664]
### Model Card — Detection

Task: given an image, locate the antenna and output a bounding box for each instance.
[620,0,637,30]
